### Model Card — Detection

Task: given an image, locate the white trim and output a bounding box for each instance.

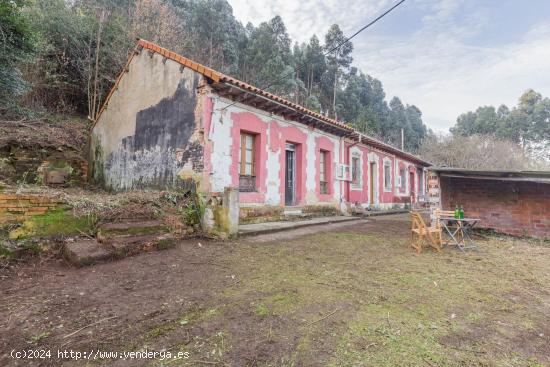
[349,146,363,190]
[383,157,393,193]
[394,159,411,197]
[367,152,380,206]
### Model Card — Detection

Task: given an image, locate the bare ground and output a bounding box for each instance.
[1,214,549,367]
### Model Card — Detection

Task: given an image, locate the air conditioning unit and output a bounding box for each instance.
[335,163,350,181]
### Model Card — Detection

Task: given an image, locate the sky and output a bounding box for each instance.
[227,0,550,132]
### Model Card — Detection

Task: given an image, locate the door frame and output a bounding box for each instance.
[285,143,296,206]
[367,152,380,207]
[409,171,416,202]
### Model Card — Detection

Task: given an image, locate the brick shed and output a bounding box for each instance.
[429,168,550,239]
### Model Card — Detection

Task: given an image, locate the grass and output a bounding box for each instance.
[207,217,550,366]
[19,214,545,366]
[8,209,95,239]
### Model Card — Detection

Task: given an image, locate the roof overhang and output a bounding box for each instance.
[352,132,431,166]
[429,167,550,184]
[209,81,353,136]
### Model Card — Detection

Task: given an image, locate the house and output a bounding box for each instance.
[428,167,550,238]
[90,39,431,221]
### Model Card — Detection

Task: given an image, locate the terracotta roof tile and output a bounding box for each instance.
[92,39,430,166]
[133,39,352,131]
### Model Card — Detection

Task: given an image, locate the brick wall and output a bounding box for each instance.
[0,194,64,224]
[440,177,550,238]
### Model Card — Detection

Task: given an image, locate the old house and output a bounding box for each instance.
[90,40,430,221]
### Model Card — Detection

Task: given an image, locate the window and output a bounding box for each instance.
[351,156,360,185]
[319,150,328,194]
[399,168,406,190]
[239,133,255,192]
[384,162,392,191]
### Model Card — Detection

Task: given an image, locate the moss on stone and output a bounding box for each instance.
[9,209,95,240]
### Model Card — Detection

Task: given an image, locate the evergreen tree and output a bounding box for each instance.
[0,0,36,110]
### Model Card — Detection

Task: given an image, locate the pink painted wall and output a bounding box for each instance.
[230,112,268,204]
[315,136,335,202]
[275,124,308,205]
[206,97,425,208]
[379,154,395,204]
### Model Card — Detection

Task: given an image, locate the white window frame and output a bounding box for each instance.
[383,158,392,192]
[350,148,362,190]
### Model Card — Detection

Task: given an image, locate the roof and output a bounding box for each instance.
[351,131,430,166]
[94,39,431,167]
[429,167,550,183]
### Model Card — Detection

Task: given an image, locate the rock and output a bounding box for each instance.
[44,169,69,185]
[63,239,112,266]
[105,233,176,257]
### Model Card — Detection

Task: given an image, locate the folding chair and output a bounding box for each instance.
[434,209,462,244]
[410,211,442,253]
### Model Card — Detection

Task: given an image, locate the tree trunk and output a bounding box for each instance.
[90,9,106,121]
[332,71,338,120]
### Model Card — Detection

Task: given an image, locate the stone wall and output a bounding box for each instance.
[440,176,550,238]
[0,194,64,224]
[90,49,205,190]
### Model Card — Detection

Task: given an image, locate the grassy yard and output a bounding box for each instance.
[1,214,549,366]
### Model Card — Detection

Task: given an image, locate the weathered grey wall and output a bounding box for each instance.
[90,50,204,190]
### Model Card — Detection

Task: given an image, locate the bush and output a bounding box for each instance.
[0,0,36,111]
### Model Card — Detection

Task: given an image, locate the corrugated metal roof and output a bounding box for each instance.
[430,167,550,183]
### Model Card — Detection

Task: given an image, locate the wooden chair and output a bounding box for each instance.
[433,209,461,243]
[410,211,442,253]
[433,209,455,231]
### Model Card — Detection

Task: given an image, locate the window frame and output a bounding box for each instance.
[239,132,256,192]
[351,156,360,186]
[383,161,392,192]
[399,168,406,191]
[319,149,329,195]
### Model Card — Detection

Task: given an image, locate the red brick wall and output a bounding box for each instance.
[440,177,550,238]
[0,194,63,224]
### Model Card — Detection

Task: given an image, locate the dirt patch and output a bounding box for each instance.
[1,213,549,366]
[0,116,89,185]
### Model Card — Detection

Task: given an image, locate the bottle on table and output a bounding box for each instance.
[459,206,465,219]
[454,205,459,219]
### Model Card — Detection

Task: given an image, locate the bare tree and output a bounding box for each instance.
[419,134,549,170]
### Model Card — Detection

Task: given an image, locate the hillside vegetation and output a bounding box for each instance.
[2,0,428,152]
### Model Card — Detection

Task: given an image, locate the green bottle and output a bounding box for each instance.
[454,205,459,219]
[459,206,464,219]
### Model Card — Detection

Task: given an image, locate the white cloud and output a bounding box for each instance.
[228,0,550,132]
[229,0,391,43]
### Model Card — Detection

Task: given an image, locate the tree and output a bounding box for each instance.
[6,0,428,155]
[419,134,545,170]
[323,24,352,118]
[23,0,132,115]
[0,0,35,111]
[450,89,550,163]
[244,16,295,96]
[302,35,325,104]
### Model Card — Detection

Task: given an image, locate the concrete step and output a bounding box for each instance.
[63,239,112,266]
[362,209,410,217]
[238,216,363,237]
[97,220,168,240]
[105,233,177,257]
[284,208,303,217]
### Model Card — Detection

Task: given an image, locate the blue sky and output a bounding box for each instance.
[228,0,550,132]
